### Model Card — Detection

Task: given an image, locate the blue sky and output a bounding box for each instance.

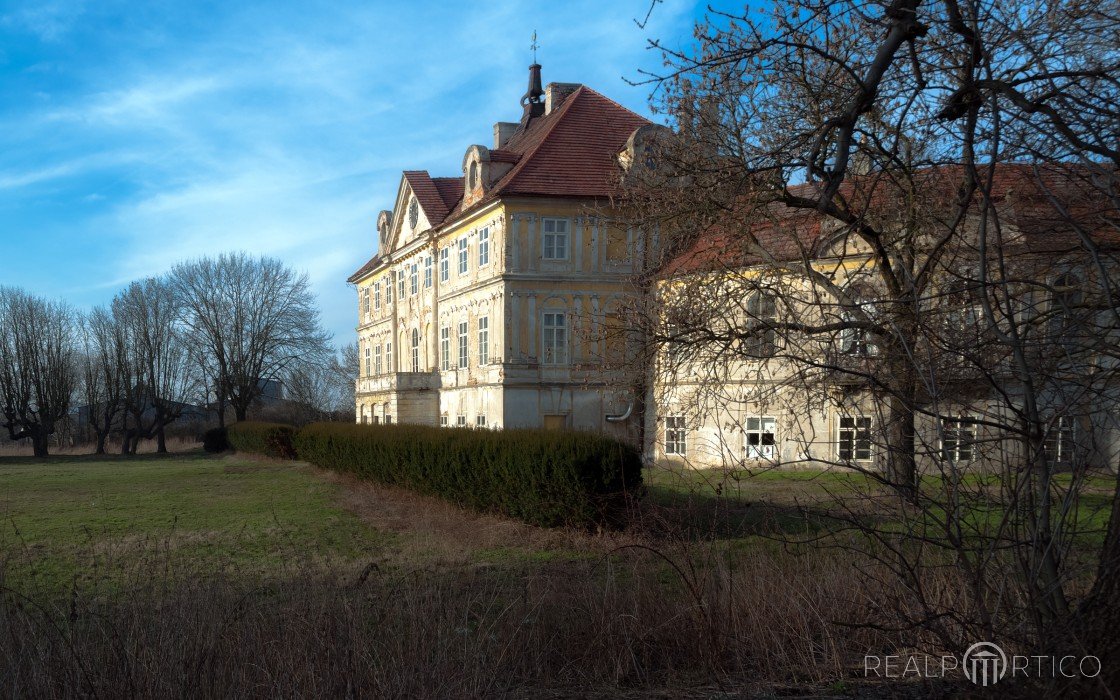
[0,0,703,345]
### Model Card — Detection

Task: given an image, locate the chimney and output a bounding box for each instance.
[545,82,581,114]
[493,122,518,149]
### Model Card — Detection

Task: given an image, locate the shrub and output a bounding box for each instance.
[202,427,230,453]
[227,421,297,460]
[293,423,642,527]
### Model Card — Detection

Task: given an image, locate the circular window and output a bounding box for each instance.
[408,198,419,229]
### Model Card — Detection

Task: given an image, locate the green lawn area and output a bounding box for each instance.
[0,451,389,595]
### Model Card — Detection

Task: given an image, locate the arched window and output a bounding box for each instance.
[1049,273,1082,339]
[469,161,479,191]
[742,291,778,358]
[411,328,420,372]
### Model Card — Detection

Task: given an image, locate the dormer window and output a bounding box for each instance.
[408,197,419,230]
[469,161,479,191]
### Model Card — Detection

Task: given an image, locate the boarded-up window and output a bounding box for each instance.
[543,414,566,431]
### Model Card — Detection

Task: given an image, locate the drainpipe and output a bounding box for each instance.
[606,401,634,422]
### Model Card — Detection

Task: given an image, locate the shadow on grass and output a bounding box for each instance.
[0,449,210,466]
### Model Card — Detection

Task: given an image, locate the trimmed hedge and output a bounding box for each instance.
[293,423,642,528]
[202,427,230,453]
[227,421,297,460]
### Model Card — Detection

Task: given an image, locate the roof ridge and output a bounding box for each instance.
[572,84,652,124]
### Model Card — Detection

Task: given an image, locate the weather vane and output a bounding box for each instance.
[531,30,538,63]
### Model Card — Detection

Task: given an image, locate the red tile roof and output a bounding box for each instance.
[402,171,452,227]
[491,86,650,199]
[663,163,1119,276]
[350,84,654,283]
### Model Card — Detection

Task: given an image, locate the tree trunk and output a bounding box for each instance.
[95,431,107,455]
[156,424,167,453]
[32,431,49,458]
[884,370,918,501]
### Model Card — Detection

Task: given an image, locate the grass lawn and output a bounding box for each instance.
[0,451,390,594]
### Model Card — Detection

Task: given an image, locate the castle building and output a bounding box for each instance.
[349,64,651,437]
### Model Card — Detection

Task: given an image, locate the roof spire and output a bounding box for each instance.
[531,30,538,63]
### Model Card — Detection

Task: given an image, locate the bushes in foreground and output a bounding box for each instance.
[227,421,297,460]
[285,422,642,527]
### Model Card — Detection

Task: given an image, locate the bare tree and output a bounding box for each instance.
[171,253,331,423]
[112,278,199,454]
[0,287,77,457]
[78,307,127,454]
[623,0,1120,688]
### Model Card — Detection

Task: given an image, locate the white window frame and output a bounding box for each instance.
[1044,416,1077,465]
[941,417,976,463]
[409,263,418,296]
[476,415,487,428]
[439,247,449,282]
[743,416,777,460]
[440,415,448,427]
[542,217,570,260]
[385,341,393,372]
[362,288,370,317]
[374,282,381,311]
[457,321,468,368]
[397,269,405,299]
[456,415,467,427]
[410,328,420,372]
[374,345,382,376]
[364,345,371,377]
[385,275,393,304]
[542,311,568,365]
[440,326,450,371]
[457,238,469,275]
[478,227,490,267]
[424,256,433,288]
[838,416,872,462]
[665,415,687,455]
[478,316,489,366]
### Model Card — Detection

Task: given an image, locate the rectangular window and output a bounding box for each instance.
[744,416,777,460]
[838,416,872,461]
[362,288,370,316]
[374,282,381,311]
[478,227,490,266]
[941,418,976,462]
[1044,416,1077,465]
[439,248,449,282]
[385,341,393,372]
[542,218,569,260]
[396,270,404,299]
[384,414,392,425]
[665,415,687,455]
[409,263,418,296]
[374,345,382,375]
[371,416,379,425]
[458,238,468,275]
[476,415,487,428]
[424,256,432,288]
[364,345,371,377]
[440,415,448,427]
[478,316,489,365]
[458,321,468,368]
[440,327,450,371]
[542,312,567,365]
[456,415,467,427]
[385,275,392,303]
